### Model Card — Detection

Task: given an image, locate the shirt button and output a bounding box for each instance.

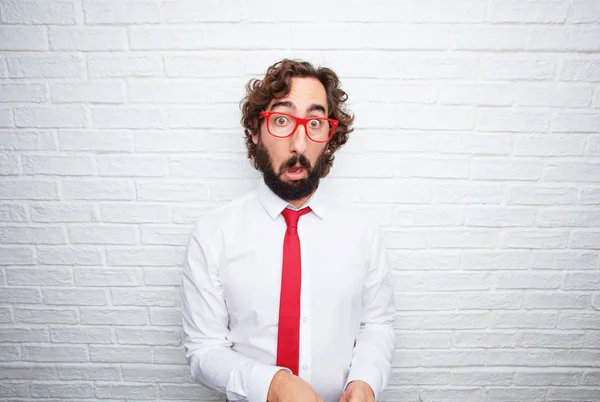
[302,317,308,323]
[302,364,308,371]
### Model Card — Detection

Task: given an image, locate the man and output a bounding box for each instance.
[181,59,396,402]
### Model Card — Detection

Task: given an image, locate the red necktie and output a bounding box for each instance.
[276,206,312,375]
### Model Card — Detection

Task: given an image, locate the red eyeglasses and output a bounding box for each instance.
[259,111,339,143]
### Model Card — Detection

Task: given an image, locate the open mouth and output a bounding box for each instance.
[283,165,307,180]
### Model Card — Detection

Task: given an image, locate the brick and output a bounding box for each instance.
[31,202,94,223]
[7,53,84,78]
[87,53,163,78]
[0,56,6,78]
[43,288,107,305]
[365,25,448,50]
[165,55,244,78]
[0,84,46,102]
[0,153,20,175]
[580,187,600,204]
[485,388,546,401]
[454,331,518,348]
[504,230,569,249]
[75,267,142,286]
[393,207,464,227]
[393,157,469,179]
[391,273,424,292]
[528,25,600,51]
[0,364,56,380]
[210,180,275,202]
[392,349,422,367]
[491,311,557,329]
[466,207,535,227]
[429,229,498,249]
[490,0,568,22]
[533,251,598,269]
[582,371,600,385]
[422,313,488,329]
[133,131,211,153]
[0,287,40,303]
[410,0,484,21]
[0,345,20,361]
[422,350,486,367]
[111,287,179,307]
[384,230,427,249]
[439,83,512,106]
[51,82,126,104]
[23,345,88,362]
[394,293,457,311]
[15,105,87,128]
[552,111,600,132]
[0,327,49,342]
[0,106,13,127]
[136,181,209,202]
[92,106,167,129]
[169,156,246,179]
[0,129,54,151]
[524,293,591,309]
[547,388,600,401]
[69,225,138,245]
[496,272,562,289]
[0,0,80,24]
[8,266,72,286]
[0,204,27,222]
[537,209,600,227]
[458,293,522,310]
[389,251,460,271]
[59,129,133,152]
[508,186,577,205]
[85,0,161,23]
[122,364,187,382]
[144,268,184,286]
[168,105,239,129]
[95,383,157,399]
[563,272,600,290]
[98,155,167,177]
[395,107,474,130]
[587,135,600,156]
[62,178,135,200]
[571,231,600,249]
[116,328,180,345]
[37,246,103,265]
[49,26,126,50]
[555,350,600,366]
[0,382,29,397]
[451,368,514,385]
[141,225,190,246]
[51,327,112,343]
[520,332,586,348]
[421,388,481,401]
[160,383,222,400]
[0,246,34,265]
[516,83,592,107]
[433,183,504,204]
[15,307,77,324]
[0,26,47,50]
[22,154,95,175]
[515,369,581,386]
[0,307,11,323]
[559,312,600,329]
[81,307,147,325]
[30,383,94,398]
[487,350,554,366]
[165,0,242,22]
[172,205,220,224]
[437,133,511,156]
[153,346,187,364]
[482,56,556,80]
[424,272,491,291]
[58,364,120,381]
[101,203,170,223]
[478,109,549,132]
[514,134,586,156]
[130,26,207,50]
[570,0,600,22]
[379,387,419,401]
[450,26,526,50]
[394,332,452,349]
[107,246,180,267]
[90,345,152,363]
[561,59,600,81]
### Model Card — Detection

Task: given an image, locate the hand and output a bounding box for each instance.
[339,381,375,402]
[267,370,324,402]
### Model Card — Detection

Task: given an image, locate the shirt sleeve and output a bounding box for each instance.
[181,218,291,402]
[344,226,396,400]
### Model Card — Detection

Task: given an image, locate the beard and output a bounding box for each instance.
[254,139,327,201]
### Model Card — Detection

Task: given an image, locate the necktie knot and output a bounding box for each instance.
[281,207,312,229]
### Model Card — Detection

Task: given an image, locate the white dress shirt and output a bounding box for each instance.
[181,179,396,402]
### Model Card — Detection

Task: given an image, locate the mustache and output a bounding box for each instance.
[279,154,311,175]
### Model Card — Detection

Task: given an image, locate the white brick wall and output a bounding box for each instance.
[0,0,599,401]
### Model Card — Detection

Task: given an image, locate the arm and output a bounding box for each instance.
[343,227,396,400]
[181,219,288,402]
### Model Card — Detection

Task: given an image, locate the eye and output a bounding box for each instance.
[308,119,321,129]
[274,116,289,126]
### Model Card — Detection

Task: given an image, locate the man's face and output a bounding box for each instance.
[252,77,329,201]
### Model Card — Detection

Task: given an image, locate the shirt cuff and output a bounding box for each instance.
[247,364,292,402]
[345,370,382,401]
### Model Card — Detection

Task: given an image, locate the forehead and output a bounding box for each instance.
[267,77,327,111]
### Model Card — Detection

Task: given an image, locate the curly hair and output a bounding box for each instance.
[240,59,354,177]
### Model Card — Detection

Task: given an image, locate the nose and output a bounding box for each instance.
[290,123,308,155]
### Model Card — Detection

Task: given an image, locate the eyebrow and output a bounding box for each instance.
[269,101,327,115]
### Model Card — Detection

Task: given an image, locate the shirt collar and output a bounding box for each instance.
[258,179,327,220]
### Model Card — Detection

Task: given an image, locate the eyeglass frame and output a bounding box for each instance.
[258,111,340,143]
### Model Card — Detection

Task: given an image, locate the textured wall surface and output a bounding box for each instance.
[1,0,599,401]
